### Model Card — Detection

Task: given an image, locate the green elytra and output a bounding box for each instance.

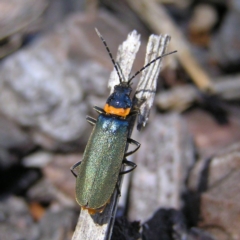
[71,110,139,214]
[76,115,129,209]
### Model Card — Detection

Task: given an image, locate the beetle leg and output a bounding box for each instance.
[116,182,121,196]
[127,109,139,117]
[70,161,82,178]
[93,106,105,114]
[124,138,141,157]
[86,116,97,125]
[120,159,137,175]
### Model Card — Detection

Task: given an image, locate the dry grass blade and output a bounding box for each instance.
[126,0,214,93]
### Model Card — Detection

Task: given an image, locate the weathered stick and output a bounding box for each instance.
[128,113,194,222]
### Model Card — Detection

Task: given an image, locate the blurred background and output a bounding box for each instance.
[0,0,240,239]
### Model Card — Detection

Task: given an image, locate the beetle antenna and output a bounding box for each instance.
[116,62,127,83]
[128,50,177,84]
[95,28,123,83]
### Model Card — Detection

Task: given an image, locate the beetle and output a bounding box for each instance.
[71,86,139,214]
[71,29,176,214]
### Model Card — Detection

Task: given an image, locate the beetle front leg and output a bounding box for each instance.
[70,161,82,178]
[120,159,137,175]
[93,106,105,114]
[124,138,141,157]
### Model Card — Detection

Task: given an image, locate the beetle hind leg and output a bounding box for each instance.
[116,181,121,196]
[70,161,82,178]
